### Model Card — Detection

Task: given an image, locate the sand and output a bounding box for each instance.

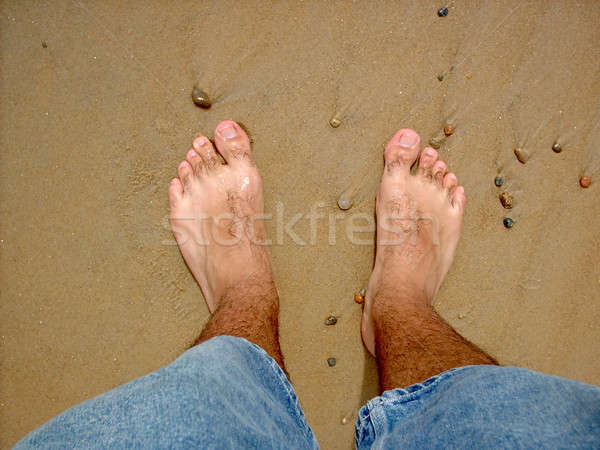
[1,0,599,448]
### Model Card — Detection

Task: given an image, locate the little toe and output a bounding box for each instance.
[193,136,220,170]
[432,160,447,186]
[384,128,421,173]
[417,147,438,180]
[443,172,458,197]
[168,178,183,205]
[177,160,193,188]
[452,186,467,212]
[214,120,254,166]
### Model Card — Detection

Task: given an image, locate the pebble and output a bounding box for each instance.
[438,6,449,17]
[494,176,504,187]
[337,198,352,211]
[503,217,515,228]
[325,315,338,326]
[437,74,444,81]
[552,142,562,153]
[327,358,337,367]
[341,416,350,425]
[443,124,455,136]
[429,137,442,149]
[514,147,529,164]
[499,192,514,209]
[329,117,341,128]
[41,40,47,48]
[354,292,365,304]
[465,73,472,79]
[191,86,211,109]
[579,176,592,188]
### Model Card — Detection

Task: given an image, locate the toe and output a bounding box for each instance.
[432,160,447,186]
[186,149,203,175]
[417,147,438,179]
[177,160,193,188]
[193,136,220,170]
[168,178,183,204]
[214,120,254,166]
[443,172,458,197]
[452,185,467,212]
[384,128,421,172]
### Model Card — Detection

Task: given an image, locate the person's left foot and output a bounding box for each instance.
[168,121,274,312]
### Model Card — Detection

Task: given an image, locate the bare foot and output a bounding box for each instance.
[361,129,466,356]
[168,121,273,312]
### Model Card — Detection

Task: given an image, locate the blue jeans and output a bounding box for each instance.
[15,336,600,449]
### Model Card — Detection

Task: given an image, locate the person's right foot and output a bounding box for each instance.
[168,121,274,313]
[361,129,466,356]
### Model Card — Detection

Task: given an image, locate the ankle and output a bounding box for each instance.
[218,276,278,309]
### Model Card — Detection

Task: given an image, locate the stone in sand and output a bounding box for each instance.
[579,176,591,188]
[327,358,337,367]
[499,192,514,209]
[191,86,211,109]
[514,147,529,164]
[325,315,338,326]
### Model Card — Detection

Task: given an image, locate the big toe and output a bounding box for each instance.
[214,120,254,166]
[384,128,421,173]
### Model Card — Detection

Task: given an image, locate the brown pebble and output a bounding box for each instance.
[465,73,472,79]
[443,124,455,136]
[552,142,562,153]
[354,293,364,304]
[329,117,341,128]
[41,40,47,48]
[579,176,592,188]
[499,192,514,209]
[191,86,211,109]
[429,137,442,149]
[514,147,529,164]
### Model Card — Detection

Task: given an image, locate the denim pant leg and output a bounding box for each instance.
[15,336,318,449]
[356,365,600,449]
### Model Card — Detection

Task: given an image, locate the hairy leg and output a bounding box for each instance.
[362,128,496,392]
[169,121,285,369]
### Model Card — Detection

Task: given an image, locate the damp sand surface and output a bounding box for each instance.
[1,1,600,448]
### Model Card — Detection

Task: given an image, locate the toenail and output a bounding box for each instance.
[398,133,417,148]
[218,125,238,139]
[193,137,208,149]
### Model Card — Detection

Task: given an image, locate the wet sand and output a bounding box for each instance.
[1,1,599,448]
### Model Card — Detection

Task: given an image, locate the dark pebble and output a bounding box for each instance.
[325,316,338,326]
[503,217,515,228]
[41,40,47,48]
[191,86,211,109]
[437,74,444,81]
[494,176,504,187]
[327,358,337,367]
[552,142,562,153]
[438,6,449,17]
